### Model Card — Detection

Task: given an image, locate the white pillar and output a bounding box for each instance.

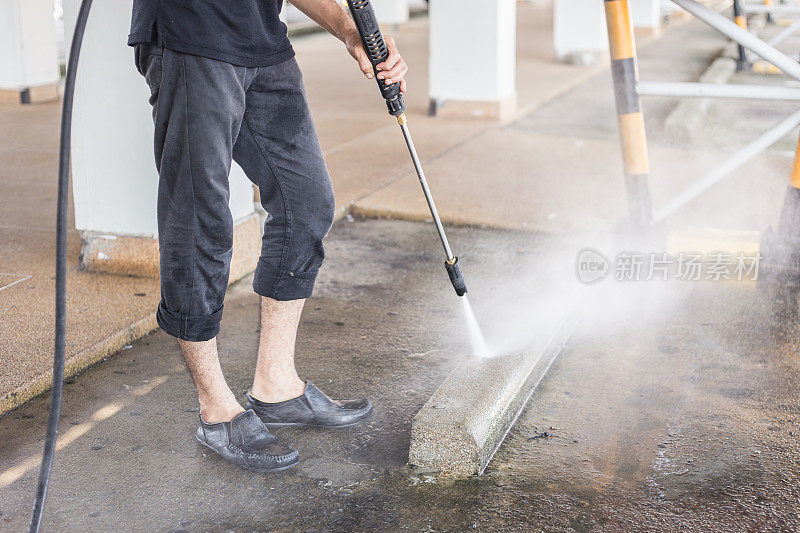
[0,0,60,102]
[631,0,661,35]
[373,0,410,26]
[279,0,288,24]
[553,0,608,65]
[61,0,259,278]
[429,0,516,122]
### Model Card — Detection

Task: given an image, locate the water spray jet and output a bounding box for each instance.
[460,296,492,358]
[347,0,491,357]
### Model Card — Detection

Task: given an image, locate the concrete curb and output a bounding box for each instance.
[408,314,575,476]
[664,15,767,142]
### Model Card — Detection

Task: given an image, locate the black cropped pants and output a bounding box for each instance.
[136,45,335,342]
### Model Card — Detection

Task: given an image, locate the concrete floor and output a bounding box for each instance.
[2,219,799,531]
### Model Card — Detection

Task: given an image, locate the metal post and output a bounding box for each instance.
[671,0,800,82]
[732,0,749,70]
[760,130,800,284]
[604,0,653,230]
[776,133,800,238]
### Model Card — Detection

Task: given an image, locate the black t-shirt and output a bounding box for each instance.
[128,0,294,67]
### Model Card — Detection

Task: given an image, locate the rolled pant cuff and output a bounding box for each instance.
[253,261,318,301]
[156,302,223,342]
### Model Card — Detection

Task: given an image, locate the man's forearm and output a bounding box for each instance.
[288,0,356,43]
[288,0,409,90]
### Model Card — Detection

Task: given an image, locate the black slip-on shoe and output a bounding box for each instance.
[195,409,299,473]
[246,382,373,428]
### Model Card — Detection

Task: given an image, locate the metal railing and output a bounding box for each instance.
[604,0,800,228]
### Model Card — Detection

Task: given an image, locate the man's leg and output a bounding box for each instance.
[149,48,247,417]
[140,47,299,472]
[234,57,371,426]
[251,297,306,403]
[179,338,244,423]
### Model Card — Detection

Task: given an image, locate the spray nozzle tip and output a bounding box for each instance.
[445,257,468,296]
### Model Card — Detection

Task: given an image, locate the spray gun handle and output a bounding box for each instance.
[346,0,407,116]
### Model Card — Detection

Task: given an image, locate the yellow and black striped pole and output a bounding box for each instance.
[733,0,749,70]
[604,0,653,230]
[761,134,800,282]
[776,135,800,236]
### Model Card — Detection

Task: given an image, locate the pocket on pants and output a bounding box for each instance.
[134,43,163,96]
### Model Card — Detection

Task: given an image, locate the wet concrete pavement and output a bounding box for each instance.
[2,218,800,531]
[495,280,800,531]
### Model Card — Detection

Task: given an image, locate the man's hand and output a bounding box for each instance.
[288,0,408,92]
[345,28,408,93]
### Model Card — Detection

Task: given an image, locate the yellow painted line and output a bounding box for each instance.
[752,61,782,75]
[617,112,649,175]
[666,228,761,258]
[0,376,168,488]
[605,0,635,61]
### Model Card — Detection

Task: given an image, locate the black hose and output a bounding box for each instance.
[28,1,93,531]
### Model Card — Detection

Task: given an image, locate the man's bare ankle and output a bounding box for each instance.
[251,380,306,404]
[199,403,245,424]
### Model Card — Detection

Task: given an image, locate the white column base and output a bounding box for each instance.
[0,83,59,105]
[631,0,662,36]
[553,0,609,66]
[429,0,517,123]
[80,213,262,282]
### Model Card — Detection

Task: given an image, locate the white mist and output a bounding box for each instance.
[460,295,493,358]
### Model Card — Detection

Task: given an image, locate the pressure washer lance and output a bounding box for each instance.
[346,0,467,297]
